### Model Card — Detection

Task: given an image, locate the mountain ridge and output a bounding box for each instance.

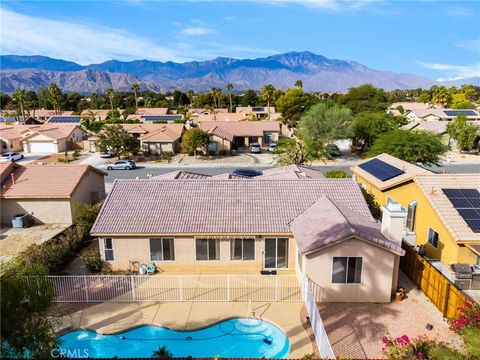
[1,52,477,94]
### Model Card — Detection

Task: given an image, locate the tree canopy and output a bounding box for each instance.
[275,87,311,126]
[367,129,448,166]
[180,128,210,156]
[446,114,479,151]
[274,137,315,166]
[337,84,389,114]
[95,124,139,159]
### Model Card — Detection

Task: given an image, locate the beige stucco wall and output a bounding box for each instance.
[301,237,397,303]
[69,170,106,215]
[209,135,232,153]
[98,235,296,273]
[1,138,23,153]
[142,141,177,154]
[24,133,64,153]
[1,198,73,224]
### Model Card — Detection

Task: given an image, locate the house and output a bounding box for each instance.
[30,110,74,122]
[406,109,480,122]
[47,115,82,124]
[194,112,248,123]
[388,102,435,116]
[199,121,281,153]
[0,126,24,153]
[402,121,453,145]
[22,124,88,153]
[351,154,480,268]
[1,163,106,225]
[236,106,281,120]
[91,177,406,302]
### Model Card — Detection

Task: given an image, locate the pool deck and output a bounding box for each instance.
[54,301,314,358]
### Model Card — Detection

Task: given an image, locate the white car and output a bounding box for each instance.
[250,143,262,153]
[0,152,24,162]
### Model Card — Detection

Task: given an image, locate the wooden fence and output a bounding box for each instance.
[400,243,472,319]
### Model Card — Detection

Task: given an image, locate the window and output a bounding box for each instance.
[428,228,439,248]
[104,238,114,261]
[264,238,289,269]
[230,238,255,260]
[196,239,220,261]
[332,257,362,284]
[150,238,175,261]
[406,201,417,232]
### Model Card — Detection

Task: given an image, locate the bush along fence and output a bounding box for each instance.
[400,242,475,319]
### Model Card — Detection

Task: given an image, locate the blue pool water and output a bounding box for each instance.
[58,318,290,358]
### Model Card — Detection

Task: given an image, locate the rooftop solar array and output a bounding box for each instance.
[358,158,405,182]
[443,188,480,232]
[0,116,20,123]
[48,116,81,123]
[141,115,183,122]
[444,110,478,117]
[252,107,265,112]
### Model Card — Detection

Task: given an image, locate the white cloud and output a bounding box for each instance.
[0,7,186,64]
[418,61,480,81]
[457,39,480,52]
[181,26,215,36]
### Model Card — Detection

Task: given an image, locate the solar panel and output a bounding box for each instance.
[49,116,81,123]
[358,158,405,182]
[443,188,480,232]
[252,107,265,112]
[444,110,477,117]
[141,115,183,122]
[0,116,17,123]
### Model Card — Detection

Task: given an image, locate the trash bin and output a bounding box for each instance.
[11,214,31,228]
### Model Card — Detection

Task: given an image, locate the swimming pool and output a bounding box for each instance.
[58,318,290,358]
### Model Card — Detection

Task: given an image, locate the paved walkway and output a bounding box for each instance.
[318,272,464,359]
[53,301,314,358]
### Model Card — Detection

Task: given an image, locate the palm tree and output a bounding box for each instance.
[295,80,303,89]
[186,89,194,106]
[12,89,27,119]
[152,345,173,358]
[48,83,63,115]
[131,83,140,114]
[431,85,451,108]
[206,104,217,120]
[260,84,275,120]
[211,87,222,109]
[106,88,115,111]
[226,83,234,112]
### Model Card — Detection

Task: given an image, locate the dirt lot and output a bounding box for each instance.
[318,272,465,359]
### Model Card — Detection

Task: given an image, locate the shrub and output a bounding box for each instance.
[81,248,103,272]
[449,301,480,334]
[72,150,81,158]
[324,170,350,178]
[156,151,174,161]
[57,157,72,163]
[361,188,382,220]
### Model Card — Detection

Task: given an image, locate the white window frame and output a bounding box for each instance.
[263,237,289,269]
[331,256,363,284]
[406,200,418,232]
[103,238,115,262]
[195,238,220,261]
[427,227,439,248]
[230,238,255,261]
[149,238,175,262]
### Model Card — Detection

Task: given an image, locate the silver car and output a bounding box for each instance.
[0,152,24,162]
[250,143,262,153]
[106,160,136,170]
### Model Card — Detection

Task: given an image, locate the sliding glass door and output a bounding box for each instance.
[264,238,289,269]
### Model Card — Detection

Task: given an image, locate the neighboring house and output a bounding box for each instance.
[351,154,480,269]
[81,109,122,121]
[388,102,435,116]
[91,178,406,302]
[30,110,74,122]
[199,121,281,153]
[189,108,229,117]
[1,163,106,225]
[194,113,248,123]
[406,109,480,122]
[402,121,453,146]
[236,106,281,120]
[47,115,82,124]
[22,124,88,153]
[0,126,24,153]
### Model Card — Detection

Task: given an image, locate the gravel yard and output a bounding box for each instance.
[318,271,465,359]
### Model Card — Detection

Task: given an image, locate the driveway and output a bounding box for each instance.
[318,272,464,359]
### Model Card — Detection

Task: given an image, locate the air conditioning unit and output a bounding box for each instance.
[11,213,31,228]
[453,279,471,290]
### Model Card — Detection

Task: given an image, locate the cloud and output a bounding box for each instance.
[223,0,379,11]
[457,39,480,52]
[0,7,186,64]
[418,61,480,81]
[181,26,215,36]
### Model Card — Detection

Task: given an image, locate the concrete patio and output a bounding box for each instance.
[53,301,315,358]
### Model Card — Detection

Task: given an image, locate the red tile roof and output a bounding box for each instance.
[199,121,280,140]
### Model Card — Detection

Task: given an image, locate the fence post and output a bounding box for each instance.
[179,276,184,302]
[275,275,279,301]
[227,275,231,302]
[83,275,89,303]
[130,276,136,301]
[442,282,451,318]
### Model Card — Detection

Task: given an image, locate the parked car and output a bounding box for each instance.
[232,168,263,177]
[100,150,116,158]
[267,143,277,152]
[326,144,341,157]
[106,160,137,170]
[250,143,262,153]
[0,152,24,162]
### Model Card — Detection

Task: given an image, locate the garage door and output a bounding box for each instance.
[28,141,56,153]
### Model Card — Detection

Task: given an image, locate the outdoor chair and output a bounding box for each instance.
[146,261,156,275]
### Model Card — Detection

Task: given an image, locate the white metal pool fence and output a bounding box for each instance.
[24,274,302,303]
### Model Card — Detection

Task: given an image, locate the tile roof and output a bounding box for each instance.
[1,124,81,141]
[351,153,432,191]
[403,121,448,134]
[390,102,435,111]
[259,165,324,180]
[0,126,24,140]
[414,174,480,242]
[1,164,106,199]
[200,121,280,139]
[195,113,247,123]
[151,171,211,180]
[110,124,184,142]
[207,125,235,142]
[91,179,373,235]
[189,108,229,116]
[290,197,403,255]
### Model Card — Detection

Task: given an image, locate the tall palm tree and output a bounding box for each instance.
[12,89,27,119]
[431,86,451,108]
[186,89,194,106]
[211,87,222,109]
[152,346,173,358]
[131,83,140,114]
[106,88,115,111]
[48,83,63,115]
[260,84,275,120]
[295,80,303,89]
[226,83,234,112]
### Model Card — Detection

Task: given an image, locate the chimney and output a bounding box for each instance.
[381,201,407,244]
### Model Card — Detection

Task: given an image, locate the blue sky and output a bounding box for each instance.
[1,0,479,80]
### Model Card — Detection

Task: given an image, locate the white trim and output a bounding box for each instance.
[103,237,115,262]
[263,237,289,270]
[331,256,363,284]
[427,227,439,249]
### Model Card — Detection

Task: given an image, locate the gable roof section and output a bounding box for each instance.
[200,121,280,139]
[91,178,373,236]
[138,124,184,142]
[414,174,480,242]
[290,197,403,255]
[259,165,324,180]
[151,171,211,180]
[1,164,106,199]
[351,153,432,191]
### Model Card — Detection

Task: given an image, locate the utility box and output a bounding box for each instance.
[11,214,31,228]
